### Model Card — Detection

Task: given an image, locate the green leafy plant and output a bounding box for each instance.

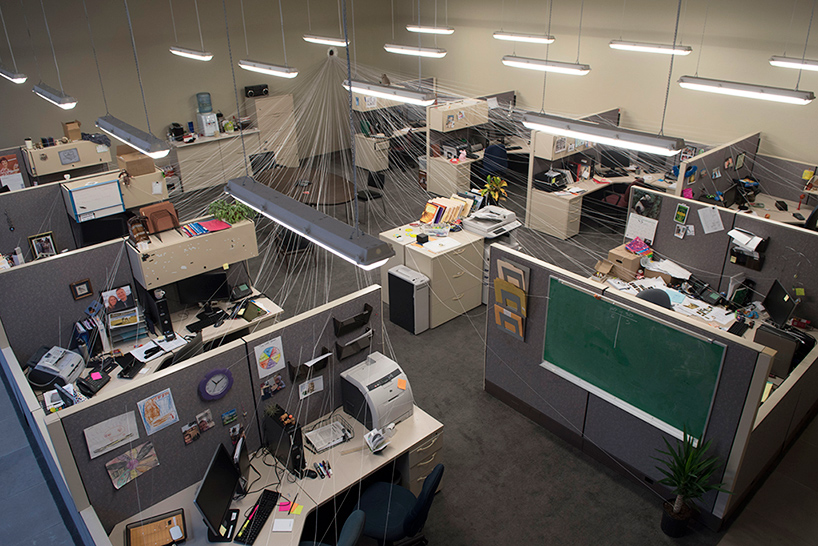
[208,199,255,224]
[653,428,729,515]
[479,175,508,203]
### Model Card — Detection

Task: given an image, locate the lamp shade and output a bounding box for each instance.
[609,40,692,55]
[406,25,454,35]
[0,65,26,84]
[303,35,348,47]
[96,114,171,159]
[769,55,818,72]
[493,31,555,44]
[225,176,395,270]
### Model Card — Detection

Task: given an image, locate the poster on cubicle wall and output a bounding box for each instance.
[0,154,24,191]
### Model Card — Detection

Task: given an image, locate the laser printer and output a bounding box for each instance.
[462,205,522,239]
[26,346,85,389]
[341,352,414,430]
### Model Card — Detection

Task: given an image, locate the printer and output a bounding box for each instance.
[26,346,85,389]
[462,206,522,239]
[341,352,414,430]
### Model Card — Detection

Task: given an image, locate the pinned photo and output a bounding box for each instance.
[196,409,215,433]
[181,422,200,445]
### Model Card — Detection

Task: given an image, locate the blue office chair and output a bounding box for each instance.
[358,464,444,546]
[482,144,508,178]
[299,509,365,546]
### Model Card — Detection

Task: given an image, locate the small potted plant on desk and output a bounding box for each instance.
[653,429,728,537]
[480,175,508,207]
[208,198,255,224]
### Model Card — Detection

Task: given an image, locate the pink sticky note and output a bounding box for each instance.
[90,372,103,381]
[278,502,290,512]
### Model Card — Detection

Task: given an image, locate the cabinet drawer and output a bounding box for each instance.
[430,285,482,328]
[407,431,443,468]
[407,463,444,498]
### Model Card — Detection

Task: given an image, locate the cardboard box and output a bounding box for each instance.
[116,146,155,176]
[644,269,672,284]
[608,244,641,280]
[593,259,614,282]
[62,120,81,141]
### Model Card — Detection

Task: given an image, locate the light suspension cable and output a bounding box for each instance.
[34,0,76,109]
[0,5,26,83]
[169,0,213,60]
[240,0,298,78]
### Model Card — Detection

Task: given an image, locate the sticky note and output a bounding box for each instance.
[272,519,294,532]
[279,502,290,512]
[291,504,303,515]
[795,288,806,296]
[223,263,229,270]
[803,170,815,180]
[397,378,407,391]
[90,372,103,381]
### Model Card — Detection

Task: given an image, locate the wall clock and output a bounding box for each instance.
[199,368,233,401]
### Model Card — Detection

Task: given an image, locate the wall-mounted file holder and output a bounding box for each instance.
[730,246,765,271]
[335,328,373,361]
[288,348,332,383]
[333,303,373,337]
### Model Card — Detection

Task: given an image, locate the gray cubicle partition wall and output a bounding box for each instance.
[0,182,76,259]
[242,285,383,431]
[51,339,259,533]
[0,238,132,363]
[628,187,736,289]
[720,214,818,324]
[681,132,760,199]
[751,153,818,204]
[484,244,767,523]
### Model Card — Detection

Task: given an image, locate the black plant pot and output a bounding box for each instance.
[661,501,692,537]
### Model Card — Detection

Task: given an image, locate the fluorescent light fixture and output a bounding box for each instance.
[33,82,77,109]
[0,65,26,84]
[96,114,171,159]
[238,59,298,78]
[169,45,213,61]
[678,75,815,105]
[502,55,590,75]
[302,34,348,47]
[384,43,447,58]
[609,40,692,55]
[769,55,818,72]
[226,176,395,270]
[406,24,454,35]
[343,79,435,106]
[522,112,685,156]
[493,31,555,44]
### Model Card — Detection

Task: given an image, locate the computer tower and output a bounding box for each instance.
[388,265,429,335]
[137,284,176,341]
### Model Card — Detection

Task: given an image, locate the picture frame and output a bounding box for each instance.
[101,283,136,313]
[735,152,745,170]
[28,231,56,259]
[70,279,93,300]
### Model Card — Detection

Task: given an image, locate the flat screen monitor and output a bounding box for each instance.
[177,270,230,306]
[193,443,240,540]
[763,280,797,328]
[600,148,631,171]
[262,406,305,478]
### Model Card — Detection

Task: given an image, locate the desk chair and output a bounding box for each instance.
[276,229,316,269]
[804,205,818,231]
[156,332,203,372]
[636,288,673,310]
[299,510,365,546]
[358,463,444,546]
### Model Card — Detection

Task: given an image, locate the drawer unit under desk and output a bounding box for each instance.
[526,189,582,240]
[399,429,444,497]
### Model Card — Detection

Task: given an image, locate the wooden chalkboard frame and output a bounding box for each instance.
[541,276,726,442]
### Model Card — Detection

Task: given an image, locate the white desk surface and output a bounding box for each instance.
[109,406,443,546]
[380,223,483,258]
[731,192,814,225]
[429,135,531,168]
[172,129,260,149]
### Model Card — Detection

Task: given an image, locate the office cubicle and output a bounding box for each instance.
[678,132,760,199]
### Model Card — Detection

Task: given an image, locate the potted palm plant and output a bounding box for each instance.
[653,429,728,537]
[480,175,508,206]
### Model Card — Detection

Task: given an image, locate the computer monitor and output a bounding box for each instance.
[177,270,230,306]
[600,148,631,171]
[763,280,798,328]
[193,443,241,541]
[262,405,306,479]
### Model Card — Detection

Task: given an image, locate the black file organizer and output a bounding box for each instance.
[288,347,332,383]
[333,304,373,337]
[729,236,769,271]
[335,328,373,361]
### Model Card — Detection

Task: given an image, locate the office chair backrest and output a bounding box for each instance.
[403,464,444,538]
[636,288,673,310]
[338,510,366,546]
[172,332,204,366]
[804,205,818,231]
[483,145,508,175]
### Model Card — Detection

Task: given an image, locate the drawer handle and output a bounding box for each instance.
[452,249,466,255]
[417,452,438,467]
[452,293,465,301]
[417,436,439,452]
[452,271,465,279]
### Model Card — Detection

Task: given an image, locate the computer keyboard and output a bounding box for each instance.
[234,489,280,545]
[728,321,750,337]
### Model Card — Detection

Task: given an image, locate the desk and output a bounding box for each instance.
[426,135,530,197]
[731,192,814,225]
[109,406,443,545]
[525,177,611,239]
[174,130,261,192]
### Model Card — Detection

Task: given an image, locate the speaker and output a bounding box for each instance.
[245,84,269,97]
[155,298,176,341]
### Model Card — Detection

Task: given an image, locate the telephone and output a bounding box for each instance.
[26,346,85,389]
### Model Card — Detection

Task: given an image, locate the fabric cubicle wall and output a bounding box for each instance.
[0,183,76,260]
[46,286,382,534]
[680,133,759,199]
[0,238,132,364]
[751,153,818,204]
[484,245,767,523]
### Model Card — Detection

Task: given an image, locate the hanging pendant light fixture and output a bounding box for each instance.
[342,79,435,106]
[406,0,453,34]
[384,43,447,58]
[240,0,297,78]
[493,31,554,44]
[0,5,26,84]
[770,1,818,72]
[609,40,691,55]
[35,0,76,109]
[168,0,212,60]
[303,35,348,47]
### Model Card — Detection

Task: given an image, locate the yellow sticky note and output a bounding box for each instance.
[795,288,806,296]
[223,263,229,270]
[397,378,407,390]
[803,170,815,180]
[292,504,303,515]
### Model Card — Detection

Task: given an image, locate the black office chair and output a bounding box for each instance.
[358,463,444,546]
[636,288,673,310]
[803,205,818,231]
[299,509,365,546]
[156,332,204,372]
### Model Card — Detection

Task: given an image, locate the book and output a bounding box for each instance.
[420,201,443,224]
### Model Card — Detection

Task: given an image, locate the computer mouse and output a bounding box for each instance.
[305,469,318,479]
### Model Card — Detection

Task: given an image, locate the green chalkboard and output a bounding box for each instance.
[543,277,725,439]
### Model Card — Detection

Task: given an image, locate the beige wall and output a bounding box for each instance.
[1,0,817,164]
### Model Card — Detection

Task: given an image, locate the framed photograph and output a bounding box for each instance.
[724,156,734,171]
[70,279,93,300]
[28,231,56,259]
[101,284,135,313]
[711,167,722,180]
[735,152,745,170]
